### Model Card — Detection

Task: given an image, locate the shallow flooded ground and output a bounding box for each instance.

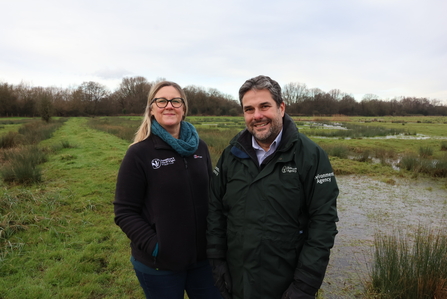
[321,175,447,298]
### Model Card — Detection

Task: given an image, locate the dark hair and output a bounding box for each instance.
[238,75,283,106]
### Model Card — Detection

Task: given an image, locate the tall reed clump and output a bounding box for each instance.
[419,146,434,158]
[0,145,48,184]
[0,131,23,148]
[366,227,447,298]
[399,154,447,178]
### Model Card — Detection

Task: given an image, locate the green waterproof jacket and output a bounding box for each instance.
[207,114,339,299]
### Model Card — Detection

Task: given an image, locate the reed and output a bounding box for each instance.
[0,145,48,184]
[366,227,447,298]
[419,146,434,158]
[0,131,22,148]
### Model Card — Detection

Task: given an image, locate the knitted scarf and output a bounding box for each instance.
[151,120,199,157]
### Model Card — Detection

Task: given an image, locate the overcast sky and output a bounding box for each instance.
[1,0,446,103]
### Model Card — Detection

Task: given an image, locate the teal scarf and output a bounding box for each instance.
[151,120,199,157]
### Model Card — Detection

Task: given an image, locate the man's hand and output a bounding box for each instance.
[282,280,317,299]
[209,259,232,299]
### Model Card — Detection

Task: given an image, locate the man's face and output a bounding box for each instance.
[242,89,285,150]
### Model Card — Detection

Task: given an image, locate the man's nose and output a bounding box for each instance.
[253,108,263,119]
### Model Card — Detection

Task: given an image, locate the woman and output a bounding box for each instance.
[114,81,221,299]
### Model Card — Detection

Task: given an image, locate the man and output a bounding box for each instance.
[207,75,339,299]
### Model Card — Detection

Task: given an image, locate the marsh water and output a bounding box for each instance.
[321,175,447,298]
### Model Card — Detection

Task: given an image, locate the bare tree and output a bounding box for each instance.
[78,81,110,115]
[0,83,18,116]
[38,91,54,122]
[115,76,152,114]
[328,89,342,101]
[282,82,308,105]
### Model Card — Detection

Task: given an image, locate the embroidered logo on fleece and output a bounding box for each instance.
[194,155,202,159]
[315,172,335,184]
[151,157,176,169]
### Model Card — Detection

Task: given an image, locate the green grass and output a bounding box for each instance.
[0,118,145,298]
[1,116,446,298]
[0,118,32,136]
[86,117,139,143]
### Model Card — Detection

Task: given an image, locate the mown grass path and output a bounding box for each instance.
[0,117,144,298]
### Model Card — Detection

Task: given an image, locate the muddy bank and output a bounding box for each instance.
[321,175,447,298]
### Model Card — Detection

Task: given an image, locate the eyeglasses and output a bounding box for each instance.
[152,97,184,108]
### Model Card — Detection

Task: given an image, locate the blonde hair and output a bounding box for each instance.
[131,81,188,145]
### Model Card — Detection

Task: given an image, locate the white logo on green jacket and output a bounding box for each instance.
[315,172,335,184]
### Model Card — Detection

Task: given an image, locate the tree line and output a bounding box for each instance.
[0,77,241,119]
[282,82,447,116]
[1,77,446,119]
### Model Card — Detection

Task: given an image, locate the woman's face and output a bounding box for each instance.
[150,86,185,134]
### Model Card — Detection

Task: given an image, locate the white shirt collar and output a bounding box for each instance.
[252,129,283,165]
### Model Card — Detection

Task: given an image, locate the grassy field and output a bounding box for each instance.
[1,115,446,298]
[1,118,143,298]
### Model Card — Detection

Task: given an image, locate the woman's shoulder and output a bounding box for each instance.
[127,136,154,154]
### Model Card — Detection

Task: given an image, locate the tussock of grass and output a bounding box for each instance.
[419,146,434,158]
[0,131,23,148]
[398,154,447,178]
[366,227,447,298]
[320,144,350,159]
[0,146,48,184]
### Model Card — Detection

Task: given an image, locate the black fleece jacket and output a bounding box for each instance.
[114,134,212,271]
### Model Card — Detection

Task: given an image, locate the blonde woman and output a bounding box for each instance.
[114,81,221,299]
